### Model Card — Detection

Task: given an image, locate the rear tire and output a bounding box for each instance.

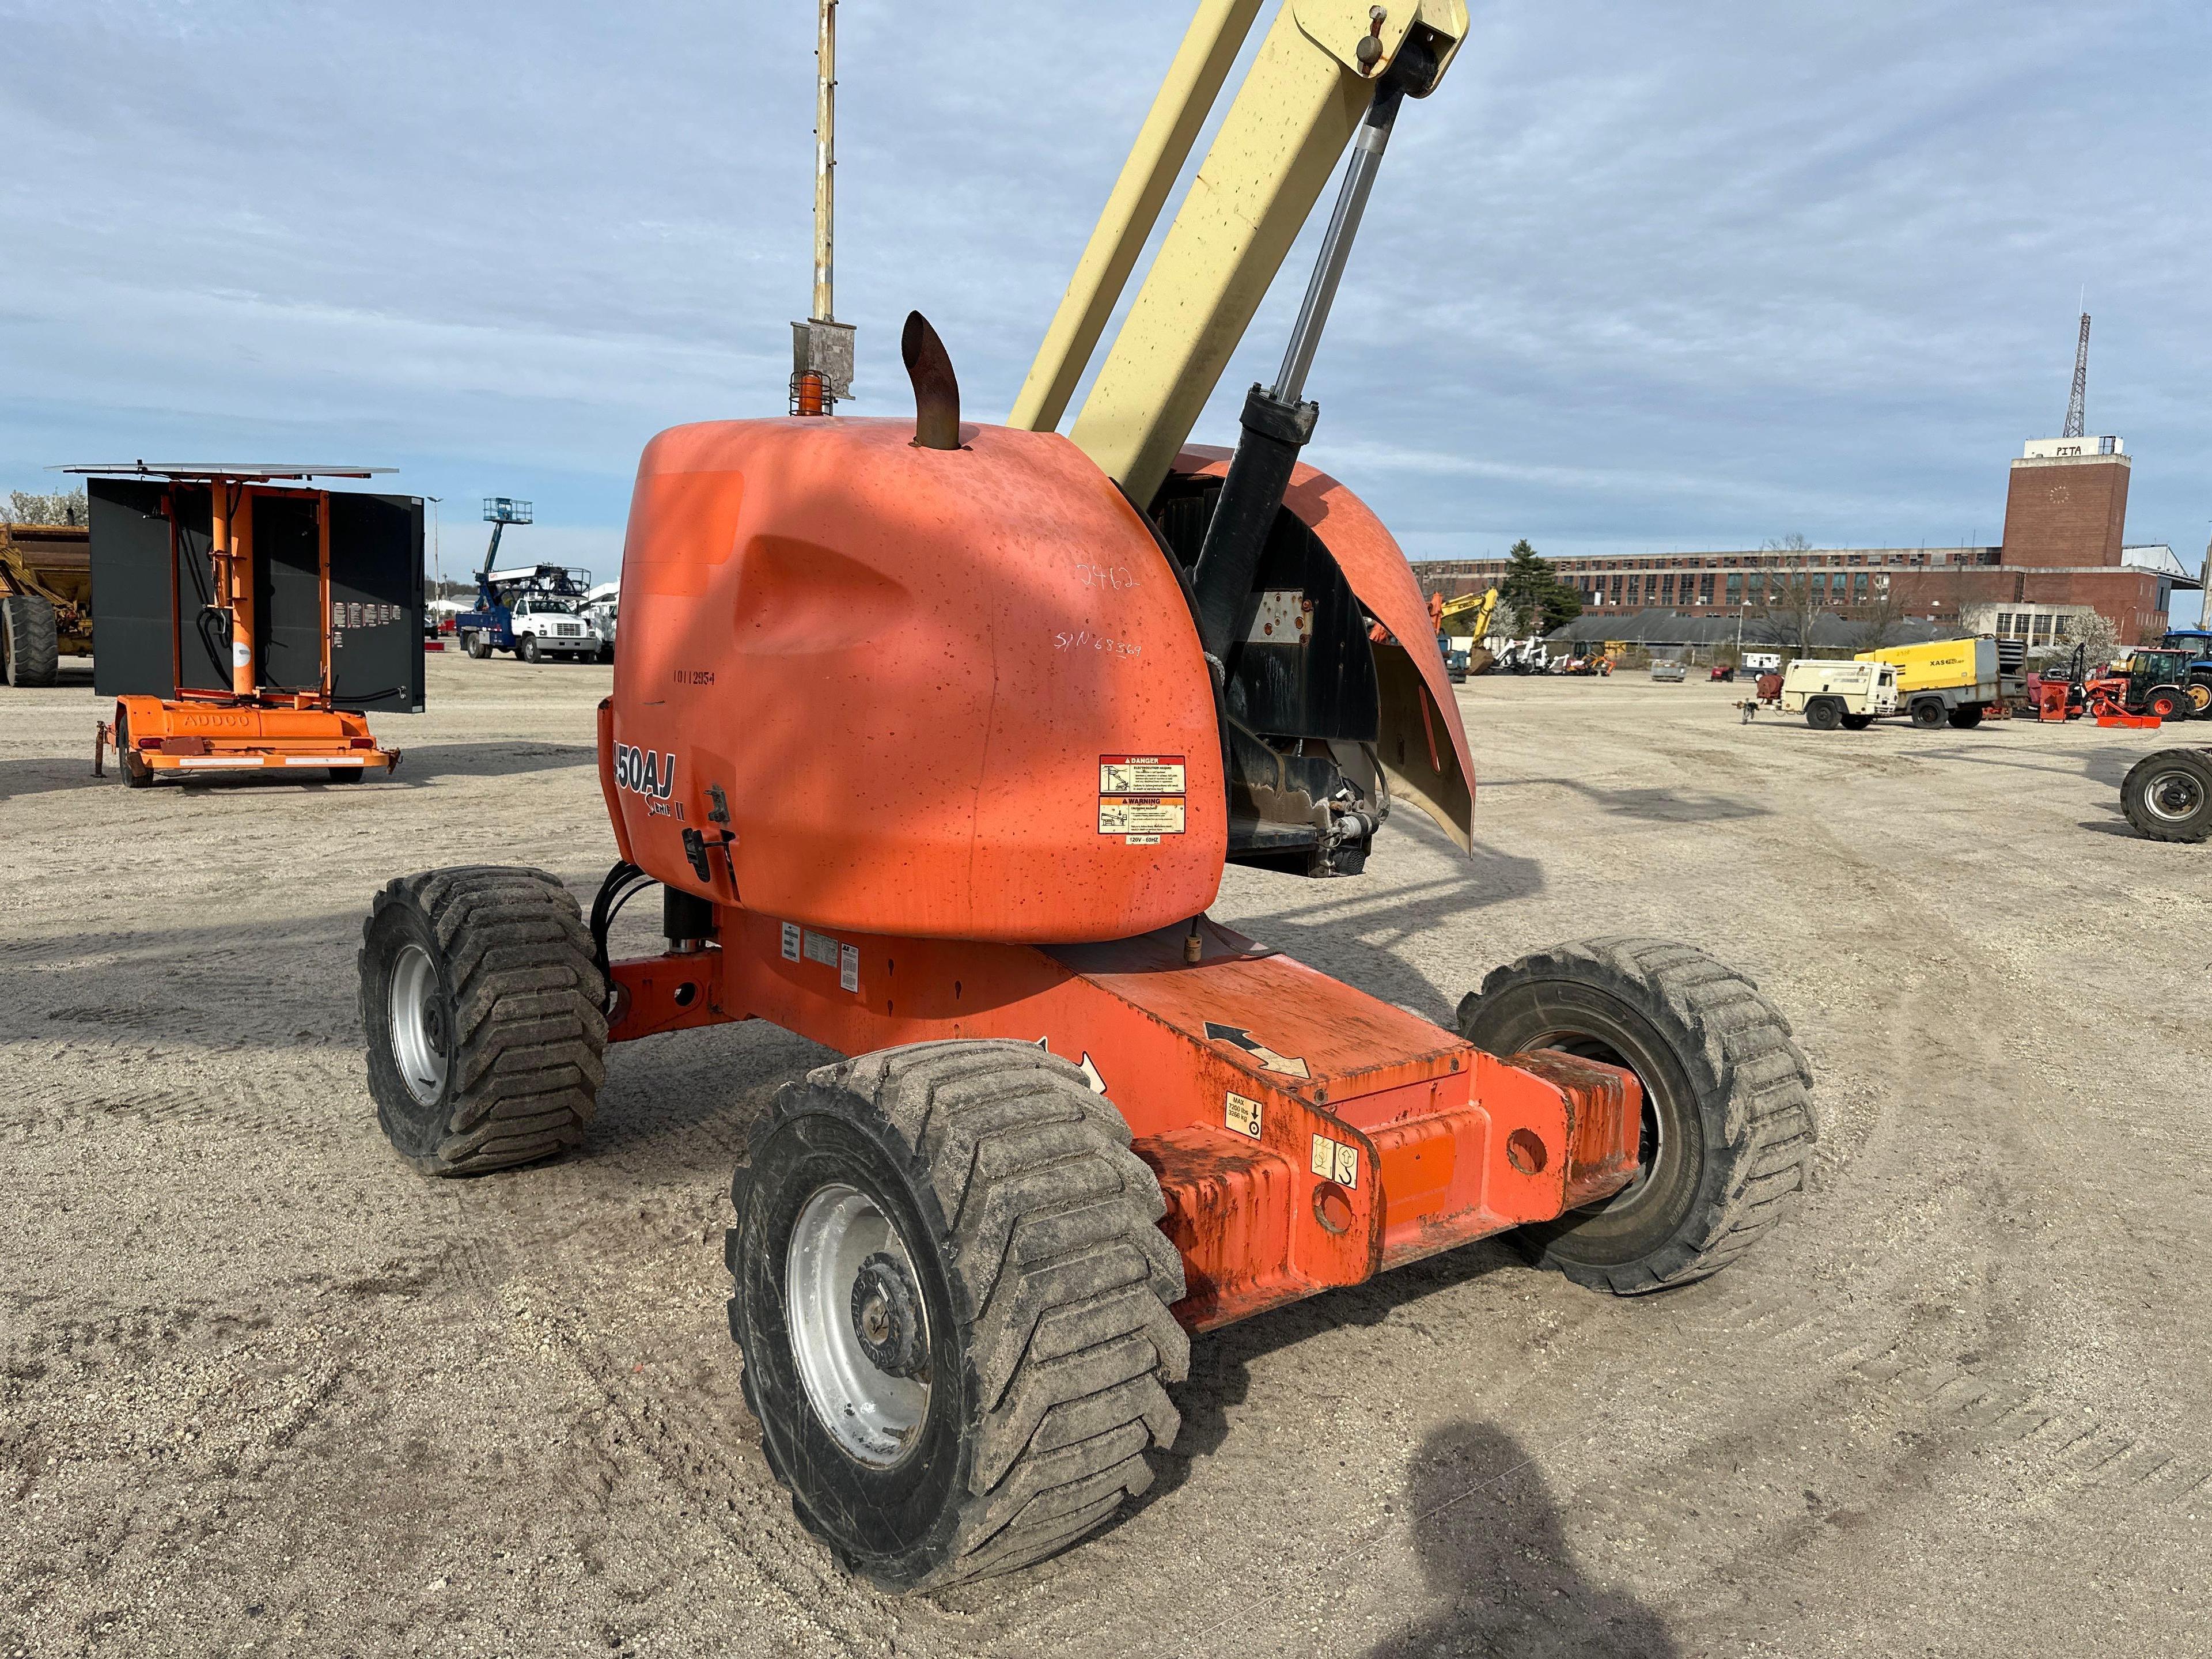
[114,706,151,788]
[729,1040,1188,1592]
[1839,712,1874,731]
[2120,748,2212,843]
[358,867,606,1175]
[465,631,491,660]
[2,593,60,688]
[1909,698,1946,729]
[1947,705,1984,729]
[2186,681,2212,719]
[2146,687,2186,722]
[1456,939,1816,1293]
[1804,698,1842,732]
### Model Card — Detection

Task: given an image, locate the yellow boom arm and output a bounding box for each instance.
[1011,0,1466,505]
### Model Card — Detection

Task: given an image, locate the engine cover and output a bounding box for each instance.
[605,418,1227,942]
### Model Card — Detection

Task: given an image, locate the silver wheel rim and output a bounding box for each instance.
[388,943,450,1105]
[2143,768,2205,823]
[786,1182,931,1467]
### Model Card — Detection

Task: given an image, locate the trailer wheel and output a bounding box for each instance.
[1801,698,1841,732]
[113,706,152,788]
[1839,712,1873,731]
[1908,698,1946,729]
[729,1040,1188,1592]
[1947,705,1984,729]
[358,866,605,1176]
[2146,686,2187,722]
[1457,939,1816,1294]
[2,593,60,688]
[2120,748,2212,843]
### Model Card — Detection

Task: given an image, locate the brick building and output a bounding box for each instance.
[1417,434,2202,646]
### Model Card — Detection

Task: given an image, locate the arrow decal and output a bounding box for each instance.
[1202,1021,1311,1079]
[1034,1036,1109,1095]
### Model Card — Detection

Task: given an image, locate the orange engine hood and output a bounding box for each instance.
[609,418,1228,942]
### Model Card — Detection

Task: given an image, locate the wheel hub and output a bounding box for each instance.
[2145,769,2205,822]
[786,1183,932,1467]
[388,942,450,1106]
[850,1252,926,1377]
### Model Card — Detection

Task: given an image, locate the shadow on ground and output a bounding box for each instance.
[1365,1421,1679,1658]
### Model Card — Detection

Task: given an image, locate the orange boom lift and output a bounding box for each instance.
[357,0,1813,1592]
[75,464,421,786]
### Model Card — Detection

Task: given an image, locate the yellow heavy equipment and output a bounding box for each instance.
[0,521,91,687]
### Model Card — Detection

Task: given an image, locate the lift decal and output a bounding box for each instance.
[613,743,676,800]
[1097,754,1185,844]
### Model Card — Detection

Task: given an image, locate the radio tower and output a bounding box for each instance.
[2062,310,2090,439]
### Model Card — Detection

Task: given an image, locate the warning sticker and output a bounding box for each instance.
[1310,1134,1358,1187]
[838,943,859,994]
[802,929,839,968]
[1225,1093,1263,1139]
[1097,753,1187,842]
[780,922,801,962]
[1100,755,1187,794]
[1099,796,1187,836]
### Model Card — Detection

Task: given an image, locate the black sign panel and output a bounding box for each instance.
[329,493,425,713]
[253,491,324,692]
[86,480,422,710]
[89,479,226,697]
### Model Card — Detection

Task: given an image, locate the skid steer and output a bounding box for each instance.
[358,0,1813,1591]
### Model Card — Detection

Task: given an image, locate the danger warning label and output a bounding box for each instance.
[1098,755,1186,843]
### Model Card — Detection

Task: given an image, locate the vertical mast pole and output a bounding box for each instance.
[813,0,836,325]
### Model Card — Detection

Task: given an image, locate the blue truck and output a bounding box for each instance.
[454,563,599,662]
[2159,628,2212,718]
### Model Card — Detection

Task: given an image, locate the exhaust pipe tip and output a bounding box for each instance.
[902,311,962,452]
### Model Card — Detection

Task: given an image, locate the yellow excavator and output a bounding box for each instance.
[1432,585,1500,677]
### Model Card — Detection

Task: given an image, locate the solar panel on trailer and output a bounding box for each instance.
[59,463,391,480]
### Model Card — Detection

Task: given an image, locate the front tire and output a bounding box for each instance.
[1909,698,1946,729]
[2120,748,2212,843]
[1457,939,1816,1293]
[358,866,606,1175]
[1948,705,1984,729]
[729,1040,1188,1592]
[1804,698,1842,732]
[2,593,60,688]
[1839,712,1874,731]
[518,635,541,664]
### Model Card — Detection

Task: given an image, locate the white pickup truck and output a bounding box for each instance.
[1782,660,1900,730]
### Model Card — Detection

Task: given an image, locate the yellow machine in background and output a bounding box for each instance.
[1854,637,2000,729]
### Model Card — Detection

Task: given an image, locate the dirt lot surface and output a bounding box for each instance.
[4,656,2207,1658]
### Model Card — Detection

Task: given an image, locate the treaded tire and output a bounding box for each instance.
[357,866,606,1175]
[1947,706,1984,729]
[1839,712,1873,731]
[1804,699,1841,732]
[1909,698,1946,729]
[2120,747,2212,843]
[2186,681,2212,719]
[2,593,59,688]
[728,1039,1188,1592]
[519,635,541,663]
[114,706,151,788]
[2146,687,2186,722]
[1456,938,1815,1294]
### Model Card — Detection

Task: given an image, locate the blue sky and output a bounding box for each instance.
[2,1,2204,620]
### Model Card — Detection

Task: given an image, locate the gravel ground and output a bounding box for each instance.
[3,653,2207,1658]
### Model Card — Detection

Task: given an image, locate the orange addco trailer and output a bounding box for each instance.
[75,465,423,785]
